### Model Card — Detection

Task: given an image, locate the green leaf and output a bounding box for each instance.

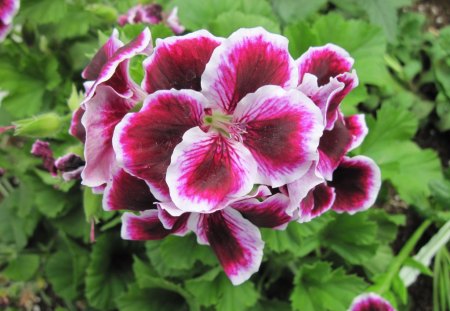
[159,235,217,270]
[272,0,327,24]
[392,274,408,304]
[363,0,398,43]
[83,187,103,222]
[209,11,280,37]
[45,237,89,301]
[2,254,40,281]
[116,284,187,311]
[262,216,331,256]
[185,269,259,311]
[145,234,216,278]
[320,213,379,264]
[21,0,68,24]
[85,233,134,310]
[290,261,367,311]
[0,188,40,249]
[357,105,442,204]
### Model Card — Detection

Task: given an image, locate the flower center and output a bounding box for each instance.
[203,111,246,142]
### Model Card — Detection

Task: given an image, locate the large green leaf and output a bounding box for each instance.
[116,284,188,311]
[85,233,134,310]
[2,254,40,281]
[209,11,280,37]
[185,268,259,311]
[45,237,89,301]
[290,261,367,311]
[320,213,379,264]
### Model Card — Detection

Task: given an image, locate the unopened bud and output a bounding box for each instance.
[13,113,62,137]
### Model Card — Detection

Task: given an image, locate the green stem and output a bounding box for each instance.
[0,182,9,198]
[369,220,432,295]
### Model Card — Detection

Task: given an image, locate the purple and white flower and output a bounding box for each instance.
[71,26,381,284]
[349,293,395,311]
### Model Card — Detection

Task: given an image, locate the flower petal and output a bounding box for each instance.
[317,119,353,180]
[195,208,264,285]
[298,183,335,223]
[329,156,381,213]
[297,43,353,86]
[167,127,257,213]
[232,193,292,229]
[233,86,323,187]
[113,89,206,201]
[83,28,152,103]
[103,168,155,211]
[81,85,135,187]
[142,30,222,93]
[81,29,122,81]
[345,114,368,151]
[69,107,86,143]
[298,73,345,127]
[121,210,172,240]
[166,7,185,35]
[349,293,395,311]
[202,27,298,114]
[325,71,358,128]
[156,207,190,236]
[286,162,324,216]
[0,0,19,24]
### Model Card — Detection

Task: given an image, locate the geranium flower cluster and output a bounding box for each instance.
[70,27,381,285]
[0,0,19,42]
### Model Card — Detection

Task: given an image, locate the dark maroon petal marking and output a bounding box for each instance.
[231,193,291,229]
[81,85,135,187]
[329,156,381,213]
[202,27,297,114]
[121,210,172,240]
[69,107,86,143]
[345,114,368,151]
[317,118,353,180]
[103,168,155,211]
[298,183,335,223]
[297,43,353,86]
[142,30,222,93]
[349,293,395,311]
[167,128,256,213]
[234,86,323,187]
[196,208,264,285]
[113,90,206,201]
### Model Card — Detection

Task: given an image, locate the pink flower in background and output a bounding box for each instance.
[71,26,381,284]
[0,0,20,42]
[349,293,395,311]
[118,4,185,34]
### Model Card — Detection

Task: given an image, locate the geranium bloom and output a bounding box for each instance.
[0,0,19,42]
[118,4,185,35]
[74,26,381,285]
[349,293,395,311]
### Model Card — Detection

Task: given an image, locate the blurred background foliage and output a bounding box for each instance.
[0,0,449,310]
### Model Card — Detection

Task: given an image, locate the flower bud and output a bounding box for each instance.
[13,113,62,137]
